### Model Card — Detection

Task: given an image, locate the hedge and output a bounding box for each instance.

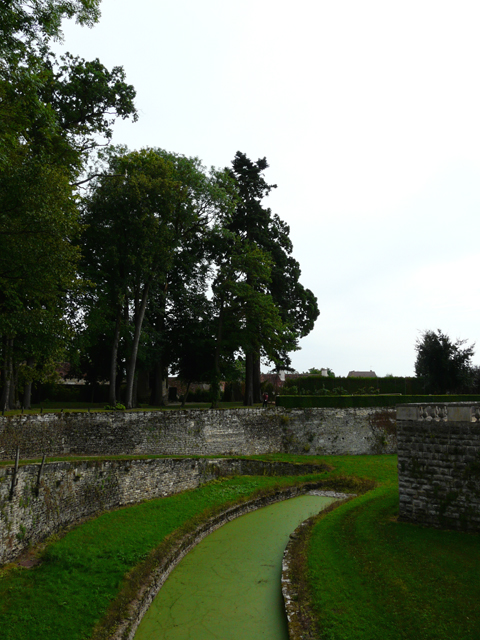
[276,394,480,409]
[281,376,425,395]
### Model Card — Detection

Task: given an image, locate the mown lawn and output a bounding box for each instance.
[307,457,480,640]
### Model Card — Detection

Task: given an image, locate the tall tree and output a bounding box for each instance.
[0,0,137,408]
[81,149,184,408]
[210,229,289,406]
[80,148,236,408]
[136,151,237,405]
[227,152,319,404]
[415,329,475,394]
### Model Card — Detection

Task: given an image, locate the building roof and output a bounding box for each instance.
[347,370,377,378]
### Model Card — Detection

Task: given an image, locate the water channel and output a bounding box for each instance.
[134,494,336,640]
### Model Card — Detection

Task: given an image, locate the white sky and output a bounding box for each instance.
[55,0,480,377]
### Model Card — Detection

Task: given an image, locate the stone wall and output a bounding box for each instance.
[0,457,324,566]
[0,406,396,461]
[397,403,480,532]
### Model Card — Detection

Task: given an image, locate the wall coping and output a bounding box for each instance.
[397,402,480,423]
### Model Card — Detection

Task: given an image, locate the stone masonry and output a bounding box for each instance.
[397,403,480,532]
[0,406,396,461]
[0,406,396,565]
[0,457,325,566]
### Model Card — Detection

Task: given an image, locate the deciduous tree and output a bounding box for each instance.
[0,1,137,408]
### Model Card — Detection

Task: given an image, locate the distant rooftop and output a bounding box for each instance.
[347,370,377,378]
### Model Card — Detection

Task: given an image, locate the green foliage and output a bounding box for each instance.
[79,148,237,407]
[218,152,319,405]
[0,0,137,409]
[277,394,480,408]
[415,329,475,394]
[282,375,425,395]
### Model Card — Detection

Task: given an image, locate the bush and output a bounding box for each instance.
[281,376,425,396]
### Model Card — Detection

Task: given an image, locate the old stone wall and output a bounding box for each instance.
[0,407,396,461]
[397,403,480,532]
[0,457,323,566]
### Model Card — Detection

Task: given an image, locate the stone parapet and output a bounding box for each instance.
[397,402,480,532]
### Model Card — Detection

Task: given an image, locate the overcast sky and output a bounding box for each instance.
[55,0,480,377]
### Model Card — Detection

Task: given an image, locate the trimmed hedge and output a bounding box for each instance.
[281,376,425,395]
[276,394,480,409]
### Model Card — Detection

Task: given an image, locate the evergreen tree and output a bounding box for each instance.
[226,152,319,405]
[415,329,475,394]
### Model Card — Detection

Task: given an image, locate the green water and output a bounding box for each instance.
[134,494,335,640]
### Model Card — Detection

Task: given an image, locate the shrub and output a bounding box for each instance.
[104,403,126,411]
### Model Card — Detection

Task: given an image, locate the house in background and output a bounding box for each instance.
[347,370,377,377]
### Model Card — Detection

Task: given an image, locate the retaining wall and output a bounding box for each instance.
[0,406,396,461]
[0,457,326,566]
[397,403,480,532]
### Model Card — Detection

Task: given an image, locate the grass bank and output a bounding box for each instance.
[1,466,353,640]
[2,454,477,640]
[306,458,480,640]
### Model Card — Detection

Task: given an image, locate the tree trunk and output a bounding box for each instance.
[211,298,226,408]
[253,354,261,403]
[181,381,191,407]
[244,352,254,406]
[109,306,122,406]
[132,374,138,408]
[152,360,166,405]
[10,360,17,408]
[23,382,32,409]
[22,357,35,409]
[125,283,150,409]
[1,338,14,411]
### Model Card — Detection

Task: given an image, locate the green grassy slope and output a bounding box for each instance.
[307,457,480,640]
[0,473,326,640]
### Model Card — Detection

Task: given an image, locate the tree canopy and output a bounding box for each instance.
[0,0,137,408]
[414,329,475,394]
[0,5,320,408]
[223,152,319,404]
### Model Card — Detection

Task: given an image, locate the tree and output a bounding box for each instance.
[81,149,185,408]
[226,152,319,405]
[141,149,237,404]
[0,160,81,409]
[80,148,237,408]
[0,1,137,408]
[414,329,475,394]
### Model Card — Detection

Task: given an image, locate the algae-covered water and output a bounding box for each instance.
[135,494,336,640]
